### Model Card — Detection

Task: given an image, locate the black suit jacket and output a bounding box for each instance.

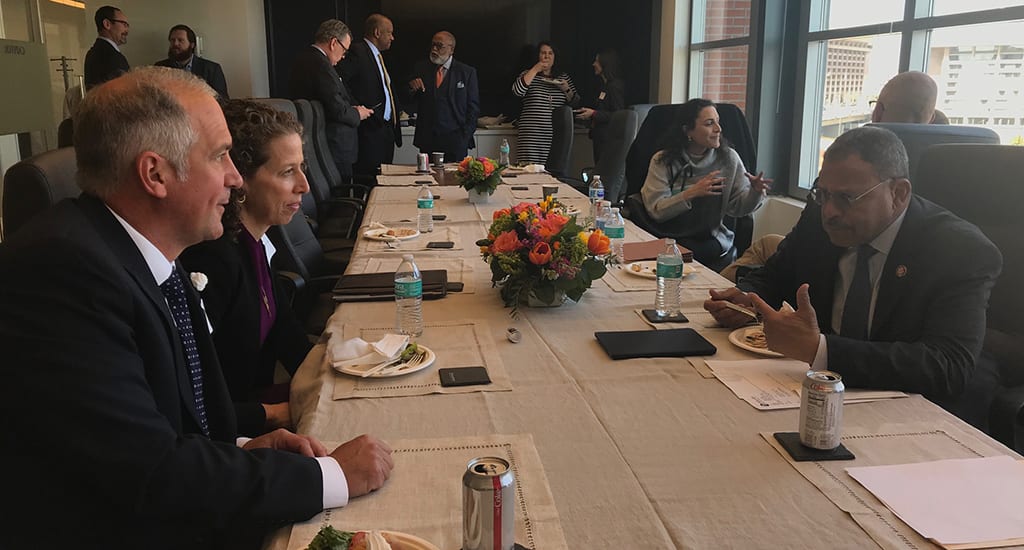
[287,46,361,165]
[339,39,402,147]
[739,196,1002,403]
[84,38,129,89]
[405,58,480,152]
[0,195,322,548]
[180,232,313,436]
[155,55,229,98]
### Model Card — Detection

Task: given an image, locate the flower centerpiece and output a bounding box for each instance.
[455,156,506,203]
[476,196,610,315]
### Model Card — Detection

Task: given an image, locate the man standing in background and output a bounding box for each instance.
[405,31,480,162]
[84,5,130,90]
[288,19,373,182]
[155,24,230,98]
[340,14,402,180]
[871,71,938,124]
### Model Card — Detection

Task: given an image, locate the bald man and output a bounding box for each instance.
[871,71,938,124]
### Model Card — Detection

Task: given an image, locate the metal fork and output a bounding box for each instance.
[377,350,426,376]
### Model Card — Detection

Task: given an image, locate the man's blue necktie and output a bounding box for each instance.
[840,244,876,340]
[159,268,209,436]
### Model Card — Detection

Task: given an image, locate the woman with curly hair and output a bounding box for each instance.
[641,98,772,271]
[180,98,312,436]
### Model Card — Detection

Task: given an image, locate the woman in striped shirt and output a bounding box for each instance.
[512,41,580,165]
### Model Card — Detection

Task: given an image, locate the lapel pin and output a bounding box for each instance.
[896,265,908,278]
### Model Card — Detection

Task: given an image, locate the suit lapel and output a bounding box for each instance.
[871,198,923,337]
[77,195,205,430]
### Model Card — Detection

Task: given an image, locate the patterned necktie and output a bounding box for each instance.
[435,65,445,88]
[378,52,396,122]
[159,268,210,436]
[840,244,876,340]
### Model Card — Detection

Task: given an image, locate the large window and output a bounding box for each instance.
[689,1,1024,197]
[689,0,754,113]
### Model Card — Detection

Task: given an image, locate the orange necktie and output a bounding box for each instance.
[435,66,446,88]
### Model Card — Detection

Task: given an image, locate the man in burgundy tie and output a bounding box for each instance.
[703,126,1002,430]
[405,31,480,163]
[0,66,393,548]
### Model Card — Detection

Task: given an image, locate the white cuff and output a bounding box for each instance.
[810,334,829,371]
[236,437,252,447]
[316,456,349,509]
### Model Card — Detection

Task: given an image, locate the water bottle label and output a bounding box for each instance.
[589,188,604,200]
[395,280,422,298]
[605,226,625,239]
[417,199,434,209]
[656,262,683,278]
[595,220,606,231]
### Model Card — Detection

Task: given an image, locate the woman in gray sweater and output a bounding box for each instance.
[641,98,772,271]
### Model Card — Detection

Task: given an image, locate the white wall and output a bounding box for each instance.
[84,0,269,97]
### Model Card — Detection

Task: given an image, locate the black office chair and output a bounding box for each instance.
[546,105,574,178]
[2,147,79,239]
[579,109,639,204]
[57,118,74,148]
[915,143,1024,453]
[866,122,999,183]
[267,212,346,335]
[297,99,369,201]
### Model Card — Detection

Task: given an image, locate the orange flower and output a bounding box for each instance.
[536,213,568,241]
[492,231,522,254]
[459,156,472,172]
[482,158,495,176]
[528,241,553,265]
[587,230,611,255]
[493,208,511,221]
[553,241,561,250]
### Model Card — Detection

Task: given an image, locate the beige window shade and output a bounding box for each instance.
[0,39,53,134]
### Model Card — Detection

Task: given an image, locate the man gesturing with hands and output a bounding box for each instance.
[704,126,1001,429]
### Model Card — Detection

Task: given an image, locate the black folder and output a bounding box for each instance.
[594,328,717,360]
[332,270,448,302]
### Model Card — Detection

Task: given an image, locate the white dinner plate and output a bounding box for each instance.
[623,261,698,280]
[363,227,421,241]
[728,326,784,357]
[333,345,436,378]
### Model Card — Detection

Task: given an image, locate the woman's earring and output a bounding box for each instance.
[237,190,247,204]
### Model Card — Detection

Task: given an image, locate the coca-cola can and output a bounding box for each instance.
[416,152,429,173]
[462,456,514,550]
[799,370,845,450]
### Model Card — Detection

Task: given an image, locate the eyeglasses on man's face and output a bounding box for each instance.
[107,18,130,28]
[810,178,892,210]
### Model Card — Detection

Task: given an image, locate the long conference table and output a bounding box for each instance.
[267,168,1020,550]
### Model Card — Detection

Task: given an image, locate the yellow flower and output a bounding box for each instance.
[518,211,529,222]
[578,231,589,245]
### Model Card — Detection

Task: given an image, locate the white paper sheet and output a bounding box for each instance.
[846,456,1024,547]
[706,358,908,410]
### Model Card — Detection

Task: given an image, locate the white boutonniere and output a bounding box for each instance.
[189,272,208,292]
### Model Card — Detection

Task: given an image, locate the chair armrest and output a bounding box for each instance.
[331,183,371,201]
[274,270,305,306]
[307,274,341,295]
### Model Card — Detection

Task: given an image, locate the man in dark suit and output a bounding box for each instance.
[84,5,130,89]
[705,126,1002,428]
[405,31,480,162]
[155,24,230,98]
[339,13,402,179]
[288,19,373,182]
[0,67,393,548]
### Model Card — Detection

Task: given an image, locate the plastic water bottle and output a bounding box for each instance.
[395,254,423,337]
[655,239,683,317]
[499,138,511,166]
[594,200,610,231]
[588,175,604,228]
[605,207,626,261]
[417,185,434,233]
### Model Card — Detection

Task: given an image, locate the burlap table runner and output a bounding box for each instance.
[380,164,426,176]
[508,183,568,200]
[333,320,513,399]
[355,226,465,254]
[364,200,484,224]
[357,256,476,294]
[503,174,560,186]
[762,425,1017,550]
[603,263,724,292]
[284,433,567,550]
